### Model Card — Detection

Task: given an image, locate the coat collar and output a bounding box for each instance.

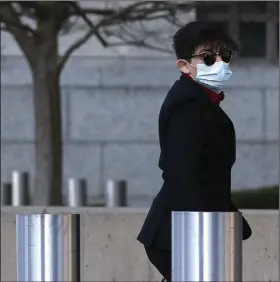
[181,73,225,105]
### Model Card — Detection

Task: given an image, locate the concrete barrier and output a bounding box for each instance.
[1,207,278,281]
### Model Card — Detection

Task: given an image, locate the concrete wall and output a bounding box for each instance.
[0,208,278,281]
[1,56,279,206]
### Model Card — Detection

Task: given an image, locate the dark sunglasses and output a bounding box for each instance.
[190,50,233,66]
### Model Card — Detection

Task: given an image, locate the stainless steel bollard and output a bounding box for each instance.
[172,211,242,282]
[105,180,127,207]
[16,214,80,282]
[12,171,30,206]
[1,182,12,205]
[67,178,87,207]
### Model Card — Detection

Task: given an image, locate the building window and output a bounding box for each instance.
[195,1,279,62]
[239,22,266,57]
[237,2,266,15]
[209,21,229,33]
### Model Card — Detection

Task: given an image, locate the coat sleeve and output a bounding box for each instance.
[230,201,252,240]
[165,100,205,211]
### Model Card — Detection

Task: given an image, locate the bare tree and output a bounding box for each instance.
[0,1,196,205]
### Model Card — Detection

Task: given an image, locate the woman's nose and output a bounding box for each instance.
[216,55,222,62]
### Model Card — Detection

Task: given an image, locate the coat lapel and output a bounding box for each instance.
[179,76,236,163]
[208,102,236,164]
[189,76,236,163]
[211,103,235,136]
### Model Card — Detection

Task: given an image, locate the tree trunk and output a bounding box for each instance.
[31,36,63,205]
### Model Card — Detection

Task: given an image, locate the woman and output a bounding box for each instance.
[137,21,252,282]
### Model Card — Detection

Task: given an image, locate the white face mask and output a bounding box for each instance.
[193,61,232,93]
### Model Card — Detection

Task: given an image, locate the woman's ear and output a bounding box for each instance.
[176,59,190,74]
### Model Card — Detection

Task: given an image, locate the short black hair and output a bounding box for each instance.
[172,21,239,59]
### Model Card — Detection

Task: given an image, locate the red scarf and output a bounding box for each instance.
[182,73,225,105]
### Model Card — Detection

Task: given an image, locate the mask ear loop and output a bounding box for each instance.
[178,59,197,80]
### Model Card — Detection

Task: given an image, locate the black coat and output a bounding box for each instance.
[137,75,252,251]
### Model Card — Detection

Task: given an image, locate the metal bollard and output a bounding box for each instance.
[172,211,242,282]
[105,180,127,207]
[1,182,12,205]
[16,214,80,282]
[12,171,30,206]
[67,178,87,207]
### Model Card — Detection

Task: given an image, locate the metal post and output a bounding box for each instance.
[105,180,127,207]
[1,182,12,205]
[172,211,243,282]
[12,171,30,206]
[16,214,80,282]
[67,178,87,207]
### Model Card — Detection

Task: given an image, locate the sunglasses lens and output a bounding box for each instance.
[221,50,232,63]
[203,54,216,66]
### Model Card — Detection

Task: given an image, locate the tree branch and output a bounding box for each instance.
[109,41,173,54]
[104,21,172,53]
[71,7,115,17]
[58,1,123,73]
[0,3,36,66]
[2,0,197,73]
[58,27,101,73]
[165,15,185,28]
[1,19,36,36]
[69,1,108,47]
[95,1,196,28]
[11,1,41,20]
